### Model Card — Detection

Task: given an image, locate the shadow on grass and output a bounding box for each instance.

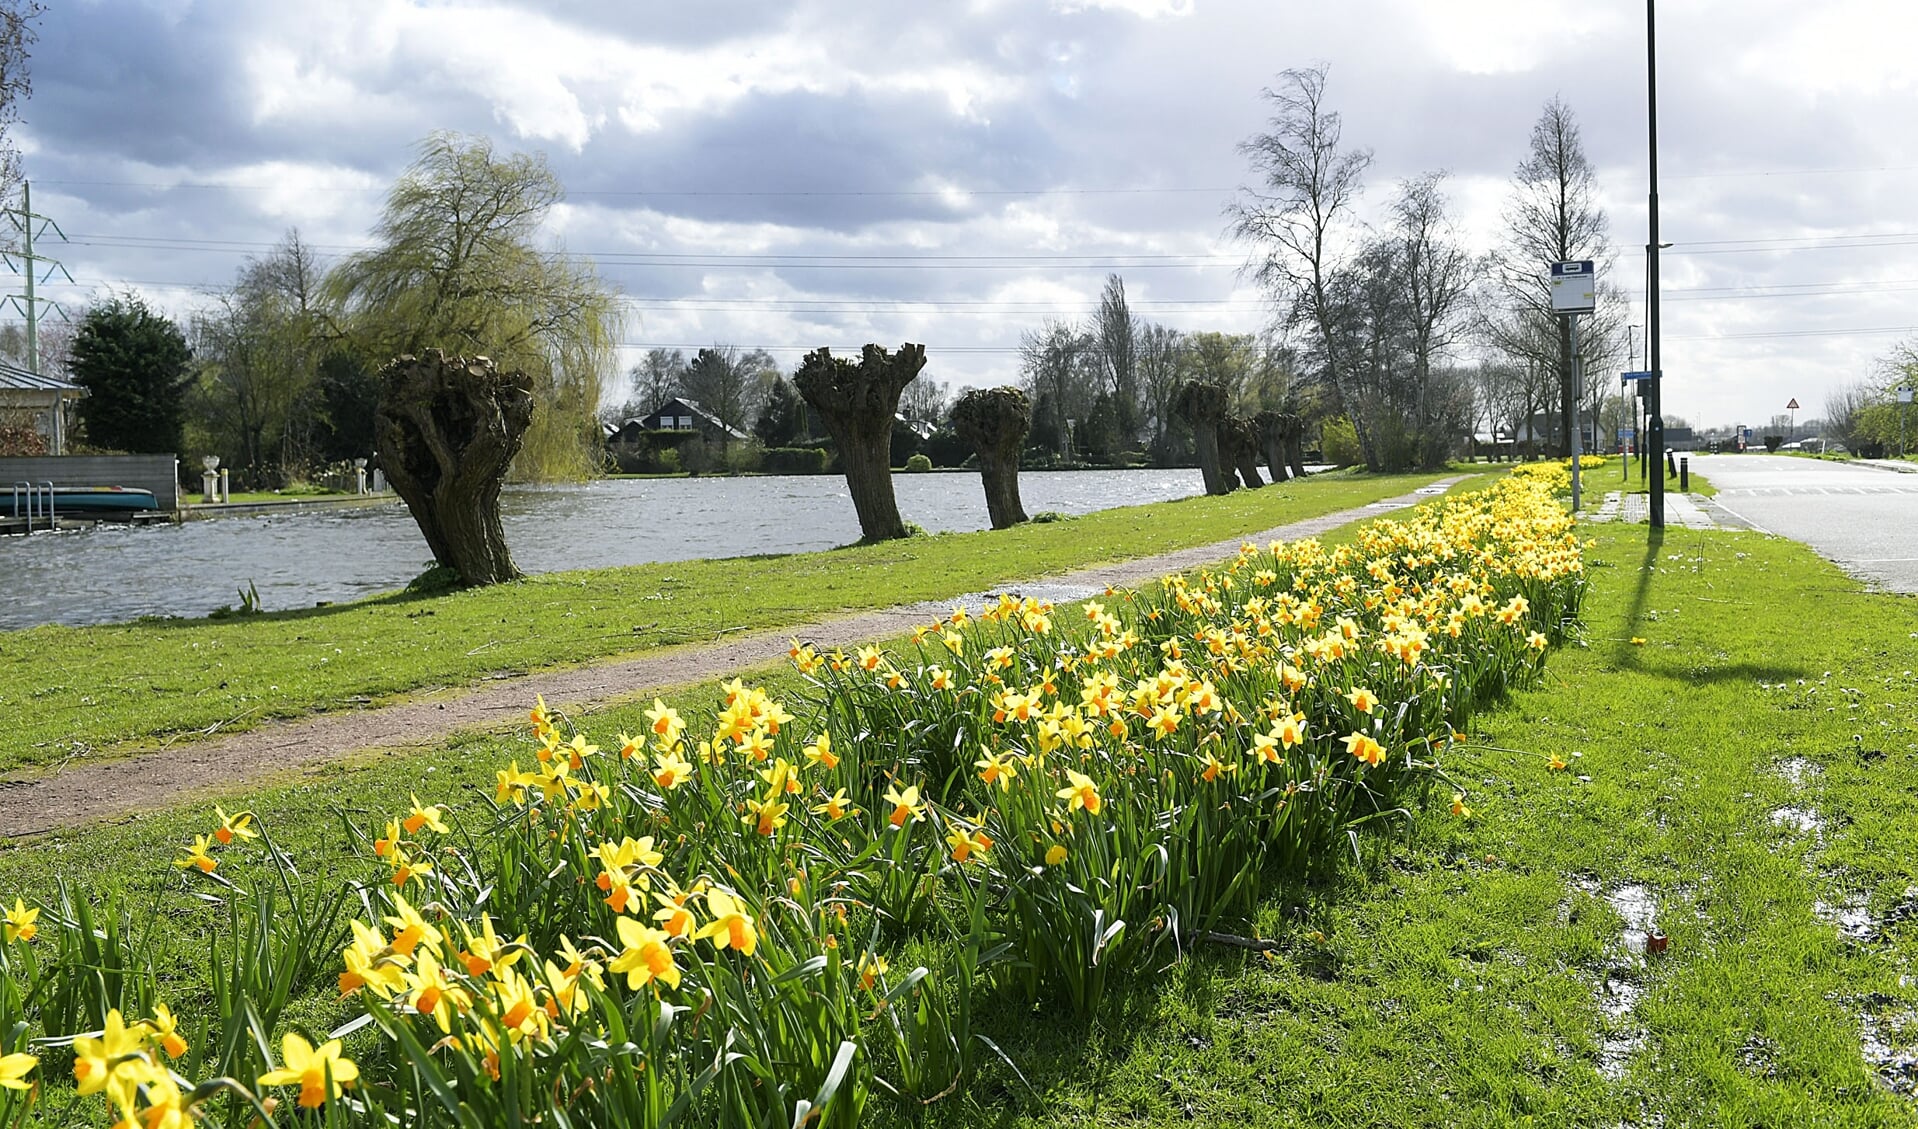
[1604,526,1808,685]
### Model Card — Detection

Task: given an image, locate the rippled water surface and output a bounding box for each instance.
[0,469,1207,629]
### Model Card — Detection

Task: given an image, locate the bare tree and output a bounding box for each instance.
[1389,174,1477,467]
[1019,319,1096,459]
[627,348,686,417]
[1488,99,1615,457]
[0,2,42,192]
[1228,65,1377,467]
[1095,273,1141,446]
[1136,322,1188,462]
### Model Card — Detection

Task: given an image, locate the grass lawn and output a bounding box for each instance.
[0,469,1445,773]
[5,505,1917,1124]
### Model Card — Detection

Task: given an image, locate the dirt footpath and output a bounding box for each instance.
[0,480,1461,836]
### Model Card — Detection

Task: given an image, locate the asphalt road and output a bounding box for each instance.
[1693,454,1918,594]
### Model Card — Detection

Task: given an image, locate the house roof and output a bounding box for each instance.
[643,396,748,439]
[0,359,82,394]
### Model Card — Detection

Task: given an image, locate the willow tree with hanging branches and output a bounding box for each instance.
[328,132,621,481]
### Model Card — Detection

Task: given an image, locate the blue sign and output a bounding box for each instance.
[1618,428,1635,439]
[1621,370,1656,381]
[1551,261,1595,277]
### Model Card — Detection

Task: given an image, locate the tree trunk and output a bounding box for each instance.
[795,343,926,542]
[1285,414,1308,479]
[1224,414,1265,488]
[951,386,1031,529]
[375,350,534,587]
[1174,381,1232,496]
[1255,410,1292,482]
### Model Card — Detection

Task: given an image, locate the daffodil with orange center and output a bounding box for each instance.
[812,789,857,821]
[1342,731,1385,768]
[257,1032,359,1110]
[945,823,993,864]
[745,795,789,837]
[653,886,700,939]
[402,794,448,835]
[457,914,525,978]
[1056,770,1102,815]
[696,888,759,957]
[3,897,36,944]
[611,918,683,990]
[652,748,694,790]
[857,951,889,992]
[145,1003,189,1059]
[645,698,685,746]
[175,834,217,873]
[883,783,925,827]
[212,805,257,845]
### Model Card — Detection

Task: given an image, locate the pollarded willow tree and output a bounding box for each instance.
[375,351,534,587]
[795,343,926,542]
[328,132,621,482]
[1174,380,1232,496]
[1223,414,1265,489]
[951,386,1032,529]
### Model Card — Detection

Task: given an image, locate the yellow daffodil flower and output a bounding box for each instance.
[611,918,682,990]
[697,888,759,956]
[0,1051,36,1091]
[812,789,858,821]
[1056,770,1103,815]
[402,794,448,835]
[3,897,37,944]
[212,805,257,845]
[857,951,889,992]
[1342,731,1385,768]
[175,834,218,873]
[257,1032,359,1109]
[883,783,925,827]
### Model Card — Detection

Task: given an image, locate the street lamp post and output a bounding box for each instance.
[1646,0,1664,529]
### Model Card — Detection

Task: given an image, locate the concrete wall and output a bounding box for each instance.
[0,454,181,510]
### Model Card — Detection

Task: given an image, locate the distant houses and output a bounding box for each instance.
[605,397,750,448]
[0,361,84,456]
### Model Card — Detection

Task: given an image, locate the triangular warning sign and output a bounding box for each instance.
[1786,398,1800,410]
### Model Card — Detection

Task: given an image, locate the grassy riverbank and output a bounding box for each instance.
[0,469,1446,773]
[3,497,1916,1123]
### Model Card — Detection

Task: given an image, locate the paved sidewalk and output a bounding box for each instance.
[1855,458,1918,475]
[1586,491,1721,530]
[0,477,1466,836]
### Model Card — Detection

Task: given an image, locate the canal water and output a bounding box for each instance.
[0,469,1207,629]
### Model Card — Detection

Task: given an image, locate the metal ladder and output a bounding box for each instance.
[10,481,55,532]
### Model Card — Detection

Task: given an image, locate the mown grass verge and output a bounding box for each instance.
[6,486,1913,1125]
[0,469,1444,773]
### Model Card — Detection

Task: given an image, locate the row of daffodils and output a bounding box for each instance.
[0,474,1585,1127]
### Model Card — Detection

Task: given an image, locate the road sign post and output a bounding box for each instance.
[1553,262,1597,513]
[1899,385,1913,458]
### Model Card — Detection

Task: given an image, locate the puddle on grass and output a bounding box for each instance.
[1610,884,1659,955]
[1771,806,1825,836]
[1587,883,1661,1081]
[1859,1005,1918,1095]
[1815,892,1876,943]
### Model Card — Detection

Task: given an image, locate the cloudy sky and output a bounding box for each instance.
[13,0,1918,432]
